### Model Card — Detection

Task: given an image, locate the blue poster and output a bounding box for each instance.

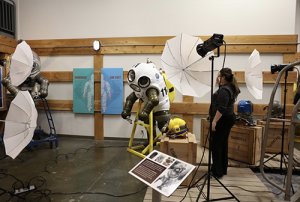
[73,68,94,114]
[101,68,123,114]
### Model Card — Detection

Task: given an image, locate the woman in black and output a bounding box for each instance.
[210,68,240,178]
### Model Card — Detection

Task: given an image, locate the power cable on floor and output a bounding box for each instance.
[50,185,147,198]
[0,143,148,201]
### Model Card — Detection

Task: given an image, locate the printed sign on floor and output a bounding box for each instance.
[129,150,195,197]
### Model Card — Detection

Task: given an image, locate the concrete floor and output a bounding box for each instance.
[1,136,300,202]
[0,137,148,202]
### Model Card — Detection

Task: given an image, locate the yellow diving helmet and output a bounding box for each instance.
[166,117,188,139]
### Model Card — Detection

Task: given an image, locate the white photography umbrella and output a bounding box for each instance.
[10,41,33,86]
[3,91,37,159]
[161,33,219,98]
[246,49,263,99]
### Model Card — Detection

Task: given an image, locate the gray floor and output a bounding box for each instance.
[0,137,149,202]
[1,137,300,202]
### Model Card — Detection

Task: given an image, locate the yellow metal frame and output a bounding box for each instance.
[127,100,161,158]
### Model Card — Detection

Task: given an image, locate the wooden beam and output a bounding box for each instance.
[27,35,297,47]
[41,70,297,84]
[182,96,194,133]
[26,35,298,55]
[35,100,73,111]
[233,71,297,84]
[94,55,104,140]
[36,100,295,117]
[281,83,295,105]
[40,71,73,82]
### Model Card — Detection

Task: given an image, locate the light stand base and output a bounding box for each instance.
[196,172,240,202]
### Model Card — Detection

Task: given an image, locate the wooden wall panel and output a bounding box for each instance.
[182,96,194,133]
[283,53,300,63]
[0,35,17,54]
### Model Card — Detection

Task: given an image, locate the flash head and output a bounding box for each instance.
[270,64,293,74]
[196,34,224,57]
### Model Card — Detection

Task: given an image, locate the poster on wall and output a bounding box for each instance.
[73,68,94,114]
[101,68,123,114]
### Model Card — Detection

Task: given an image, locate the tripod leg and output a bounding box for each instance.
[196,173,208,201]
[213,176,240,202]
[264,153,279,164]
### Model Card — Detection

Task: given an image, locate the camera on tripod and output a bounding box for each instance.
[270,64,293,74]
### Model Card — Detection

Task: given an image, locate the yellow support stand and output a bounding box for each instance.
[127,100,161,158]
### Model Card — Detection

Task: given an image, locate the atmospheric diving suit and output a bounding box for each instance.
[121,61,171,142]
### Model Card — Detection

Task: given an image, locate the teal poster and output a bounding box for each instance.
[101,68,123,114]
[73,68,94,114]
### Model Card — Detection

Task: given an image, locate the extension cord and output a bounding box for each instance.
[14,185,35,194]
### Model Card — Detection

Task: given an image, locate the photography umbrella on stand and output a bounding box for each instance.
[161,33,239,201]
[9,41,33,86]
[161,33,218,98]
[0,90,37,159]
[245,49,263,100]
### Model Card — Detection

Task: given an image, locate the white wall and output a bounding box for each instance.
[16,0,299,139]
[17,0,296,39]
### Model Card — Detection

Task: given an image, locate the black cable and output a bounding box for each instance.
[179,129,209,202]
[222,40,227,69]
[1,143,143,201]
[50,185,147,198]
[0,172,25,187]
[28,176,47,189]
[43,144,128,173]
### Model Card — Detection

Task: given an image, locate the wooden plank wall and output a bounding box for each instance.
[0,35,299,139]
[0,35,16,54]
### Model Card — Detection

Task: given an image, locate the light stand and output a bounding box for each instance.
[195,46,239,201]
[263,69,290,173]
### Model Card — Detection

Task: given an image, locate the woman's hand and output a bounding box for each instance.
[212,121,217,131]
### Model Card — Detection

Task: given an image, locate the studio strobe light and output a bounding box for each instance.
[196,34,224,57]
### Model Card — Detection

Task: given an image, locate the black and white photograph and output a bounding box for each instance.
[152,160,194,197]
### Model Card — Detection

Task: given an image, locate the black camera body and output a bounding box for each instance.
[270,64,293,74]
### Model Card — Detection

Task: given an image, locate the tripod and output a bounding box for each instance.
[196,48,239,201]
[263,70,289,173]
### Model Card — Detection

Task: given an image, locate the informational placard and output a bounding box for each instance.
[101,68,123,114]
[129,150,195,197]
[73,68,94,114]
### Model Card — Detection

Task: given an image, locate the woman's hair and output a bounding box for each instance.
[219,67,240,100]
